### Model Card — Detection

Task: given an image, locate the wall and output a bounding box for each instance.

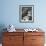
[0,0,46,29]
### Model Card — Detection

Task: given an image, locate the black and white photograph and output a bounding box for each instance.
[19,5,34,23]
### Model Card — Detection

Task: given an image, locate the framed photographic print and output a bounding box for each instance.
[19,5,34,23]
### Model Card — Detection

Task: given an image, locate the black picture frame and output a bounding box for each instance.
[19,5,34,23]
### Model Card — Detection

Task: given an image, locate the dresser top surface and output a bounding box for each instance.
[3,29,45,33]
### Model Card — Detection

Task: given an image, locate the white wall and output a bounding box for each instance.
[0,0,46,29]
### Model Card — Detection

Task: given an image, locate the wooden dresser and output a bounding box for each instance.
[2,29,45,46]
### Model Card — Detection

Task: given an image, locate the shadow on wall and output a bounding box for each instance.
[0,24,7,43]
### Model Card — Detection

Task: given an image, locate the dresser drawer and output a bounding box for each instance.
[3,32,23,36]
[32,36,45,44]
[3,43,23,46]
[24,32,44,36]
[3,35,23,44]
[32,44,44,46]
